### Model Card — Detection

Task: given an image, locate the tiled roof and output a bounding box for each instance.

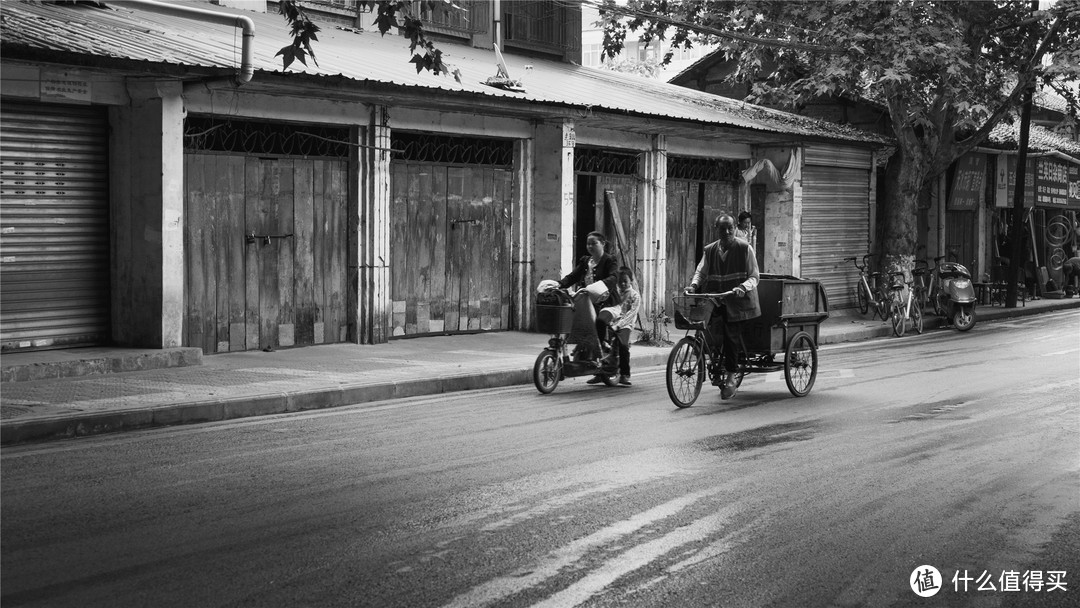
[0,0,888,146]
[987,121,1080,158]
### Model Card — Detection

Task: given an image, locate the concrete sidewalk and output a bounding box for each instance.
[2,297,1077,445]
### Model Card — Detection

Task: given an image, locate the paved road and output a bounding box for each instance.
[2,311,1078,608]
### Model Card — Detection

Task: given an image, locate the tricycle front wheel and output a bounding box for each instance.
[784,331,818,397]
[666,337,704,408]
[533,350,562,394]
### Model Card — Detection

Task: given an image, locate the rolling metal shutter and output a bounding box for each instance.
[1,101,110,352]
[802,144,872,310]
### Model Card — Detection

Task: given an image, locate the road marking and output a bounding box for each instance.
[529,504,740,608]
[1042,348,1080,357]
[440,489,725,608]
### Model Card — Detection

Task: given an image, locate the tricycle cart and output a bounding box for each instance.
[666,274,830,407]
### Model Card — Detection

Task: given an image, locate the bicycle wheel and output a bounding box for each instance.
[914,285,927,313]
[891,302,905,337]
[856,281,869,314]
[912,299,923,334]
[784,331,818,397]
[666,336,704,408]
[533,350,561,394]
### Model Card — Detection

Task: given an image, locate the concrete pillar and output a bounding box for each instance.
[358,105,392,344]
[639,135,667,323]
[110,80,184,348]
[532,120,574,290]
[512,137,535,330]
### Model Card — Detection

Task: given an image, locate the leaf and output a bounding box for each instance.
[276,45,296,70]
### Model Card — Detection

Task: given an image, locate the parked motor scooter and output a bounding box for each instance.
[932,261,977,331]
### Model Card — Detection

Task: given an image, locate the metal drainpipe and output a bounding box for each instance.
[124,0,255,85]
[493,0,502,50]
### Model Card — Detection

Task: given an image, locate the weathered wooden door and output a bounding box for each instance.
[390,162,512,336]
[664,179,740,314]
[665,179,700,316]
[184,154,348,353]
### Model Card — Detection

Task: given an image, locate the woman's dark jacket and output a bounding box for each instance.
[558,253,621,305]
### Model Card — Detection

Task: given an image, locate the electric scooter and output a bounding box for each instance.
[533,288,621,393]
[933,261,977,331]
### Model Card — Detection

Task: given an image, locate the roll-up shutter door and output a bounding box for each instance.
[1,101,110,352]
[802,144,872,310]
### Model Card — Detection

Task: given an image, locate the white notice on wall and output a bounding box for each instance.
[41,70,91,104]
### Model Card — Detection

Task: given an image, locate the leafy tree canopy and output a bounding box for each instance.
[597,0,1080,264]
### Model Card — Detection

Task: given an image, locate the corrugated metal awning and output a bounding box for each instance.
[0,0,888,147]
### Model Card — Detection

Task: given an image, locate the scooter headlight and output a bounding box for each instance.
[954,279,971,289]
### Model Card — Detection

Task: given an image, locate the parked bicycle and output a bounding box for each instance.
[843,255,892,321]
[912,258,932,312]
[891,272,923,337]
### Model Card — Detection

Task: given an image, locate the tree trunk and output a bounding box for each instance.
[879,145,924,276]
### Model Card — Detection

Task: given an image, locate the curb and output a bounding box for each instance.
[1,301,1074,445]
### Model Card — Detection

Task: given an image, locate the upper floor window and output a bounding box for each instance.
[420,0,486,37]
[503,0,580,54]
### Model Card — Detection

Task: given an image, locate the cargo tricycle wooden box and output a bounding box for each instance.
[743,274,829,354]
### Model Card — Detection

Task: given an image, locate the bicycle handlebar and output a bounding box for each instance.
[682,291,735,301]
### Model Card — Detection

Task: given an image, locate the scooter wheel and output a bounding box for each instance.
[533,350,561,394]
[953,307,976,332]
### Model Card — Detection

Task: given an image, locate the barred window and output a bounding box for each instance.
[574,147,639,175]
[391,132,514,166]
[184,116,350,158]
[667,156,742,182]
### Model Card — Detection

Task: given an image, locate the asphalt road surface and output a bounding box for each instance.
[2,310,1078,608]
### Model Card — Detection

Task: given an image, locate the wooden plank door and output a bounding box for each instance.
[185,154,347,353]
[392,162,511,337]
[595,176,638,274]
[665,179,698,315]
[446,166,512,332]
[246,158,294,350]
[184,153,246,354]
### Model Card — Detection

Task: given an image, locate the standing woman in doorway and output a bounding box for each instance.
[735,211,757,253]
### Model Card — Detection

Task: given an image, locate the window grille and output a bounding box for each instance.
[667,156,743,182]
[391,132,514,167]
[574,147,639,176]
[421,0,485,35]
[183,116,350,158]
[503,0,580,52]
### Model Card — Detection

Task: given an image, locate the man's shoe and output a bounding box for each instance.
[720,377,738,400]
[586,375,605,385]
[618,375,632,386]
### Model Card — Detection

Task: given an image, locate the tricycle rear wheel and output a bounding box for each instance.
[533,350,561,394]
[666,337,704,408]
[784,331,818,397]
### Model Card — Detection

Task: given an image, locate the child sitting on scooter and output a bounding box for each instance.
[591,267,640,386]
